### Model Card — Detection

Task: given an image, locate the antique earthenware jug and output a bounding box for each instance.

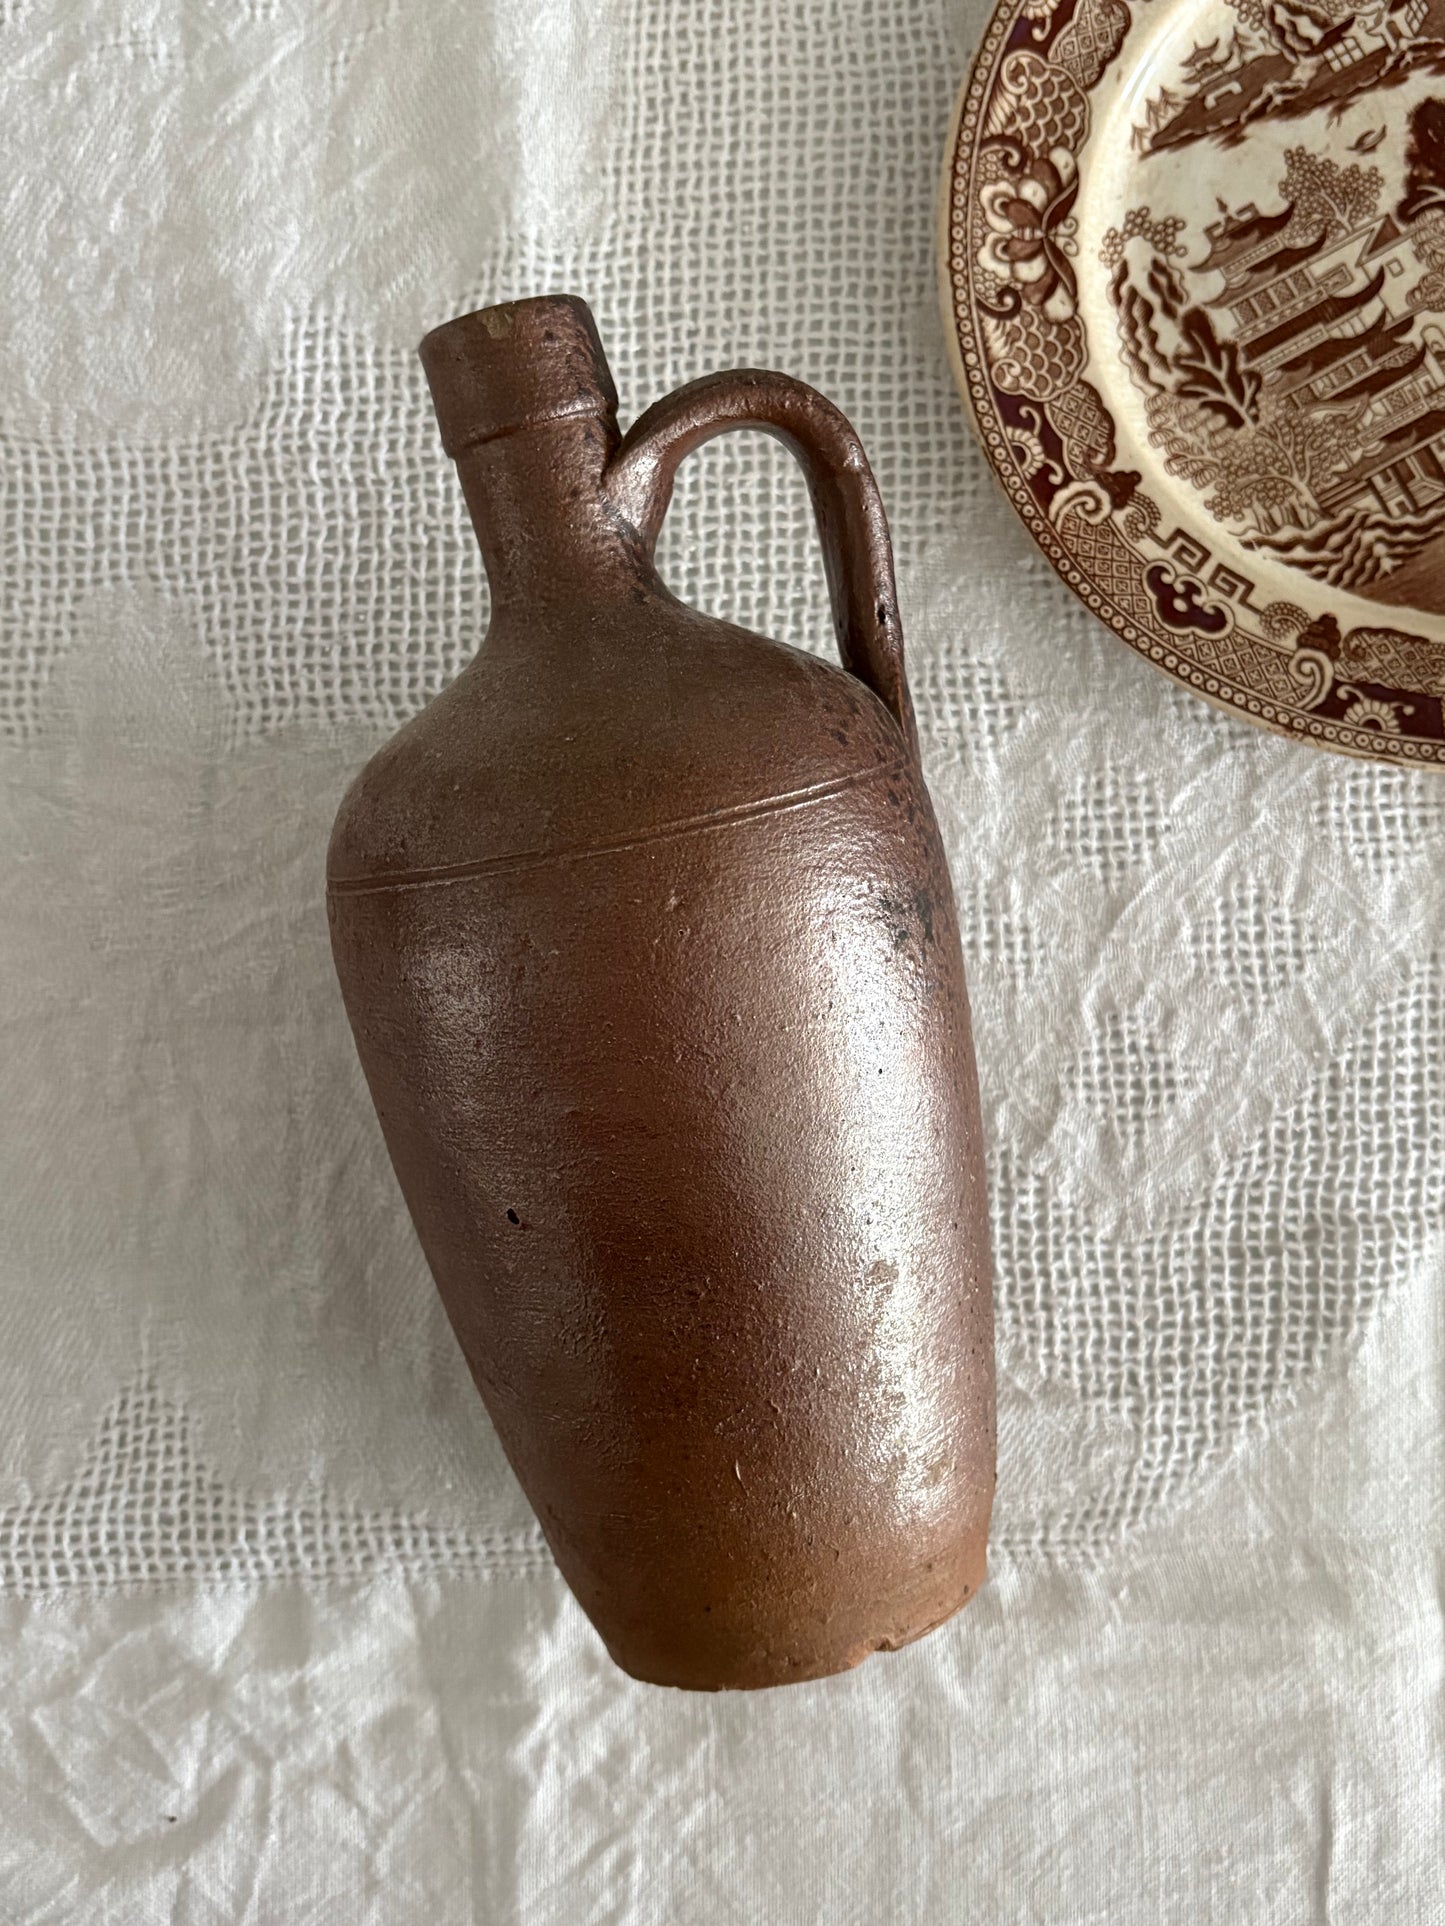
[327,296,994,1689]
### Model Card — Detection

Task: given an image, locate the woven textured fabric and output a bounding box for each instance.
[1,0,1442,1914]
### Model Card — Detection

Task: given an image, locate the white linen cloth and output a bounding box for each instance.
[0,0,1441,1915]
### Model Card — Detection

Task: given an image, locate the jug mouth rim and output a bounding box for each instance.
[419,294,619,457]
[418,293,594,355]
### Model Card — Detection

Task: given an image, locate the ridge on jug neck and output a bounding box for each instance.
[420,296,634,609]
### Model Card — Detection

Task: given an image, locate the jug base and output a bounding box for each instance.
[602,1552,988,1693]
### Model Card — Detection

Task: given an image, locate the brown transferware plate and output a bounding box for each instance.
[942,0,1445,763]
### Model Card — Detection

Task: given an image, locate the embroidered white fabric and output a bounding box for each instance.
[0,0,1441,1914]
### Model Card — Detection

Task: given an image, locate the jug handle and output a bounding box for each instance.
[604,370,919,760]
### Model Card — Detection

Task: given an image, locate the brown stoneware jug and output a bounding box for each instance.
[327,296,994,1689]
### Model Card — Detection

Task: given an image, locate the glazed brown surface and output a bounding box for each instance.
[327,296,994,1689]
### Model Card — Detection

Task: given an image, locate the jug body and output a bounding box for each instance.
[327,297,994,1688]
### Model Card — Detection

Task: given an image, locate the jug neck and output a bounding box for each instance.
[420,295,643,617]
[453,412,636,613]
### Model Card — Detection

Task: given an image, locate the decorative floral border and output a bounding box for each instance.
[940,0,1445,766]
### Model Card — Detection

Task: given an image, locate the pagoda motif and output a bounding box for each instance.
[1193,194,1445,518]
[1317,405,1445,516]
